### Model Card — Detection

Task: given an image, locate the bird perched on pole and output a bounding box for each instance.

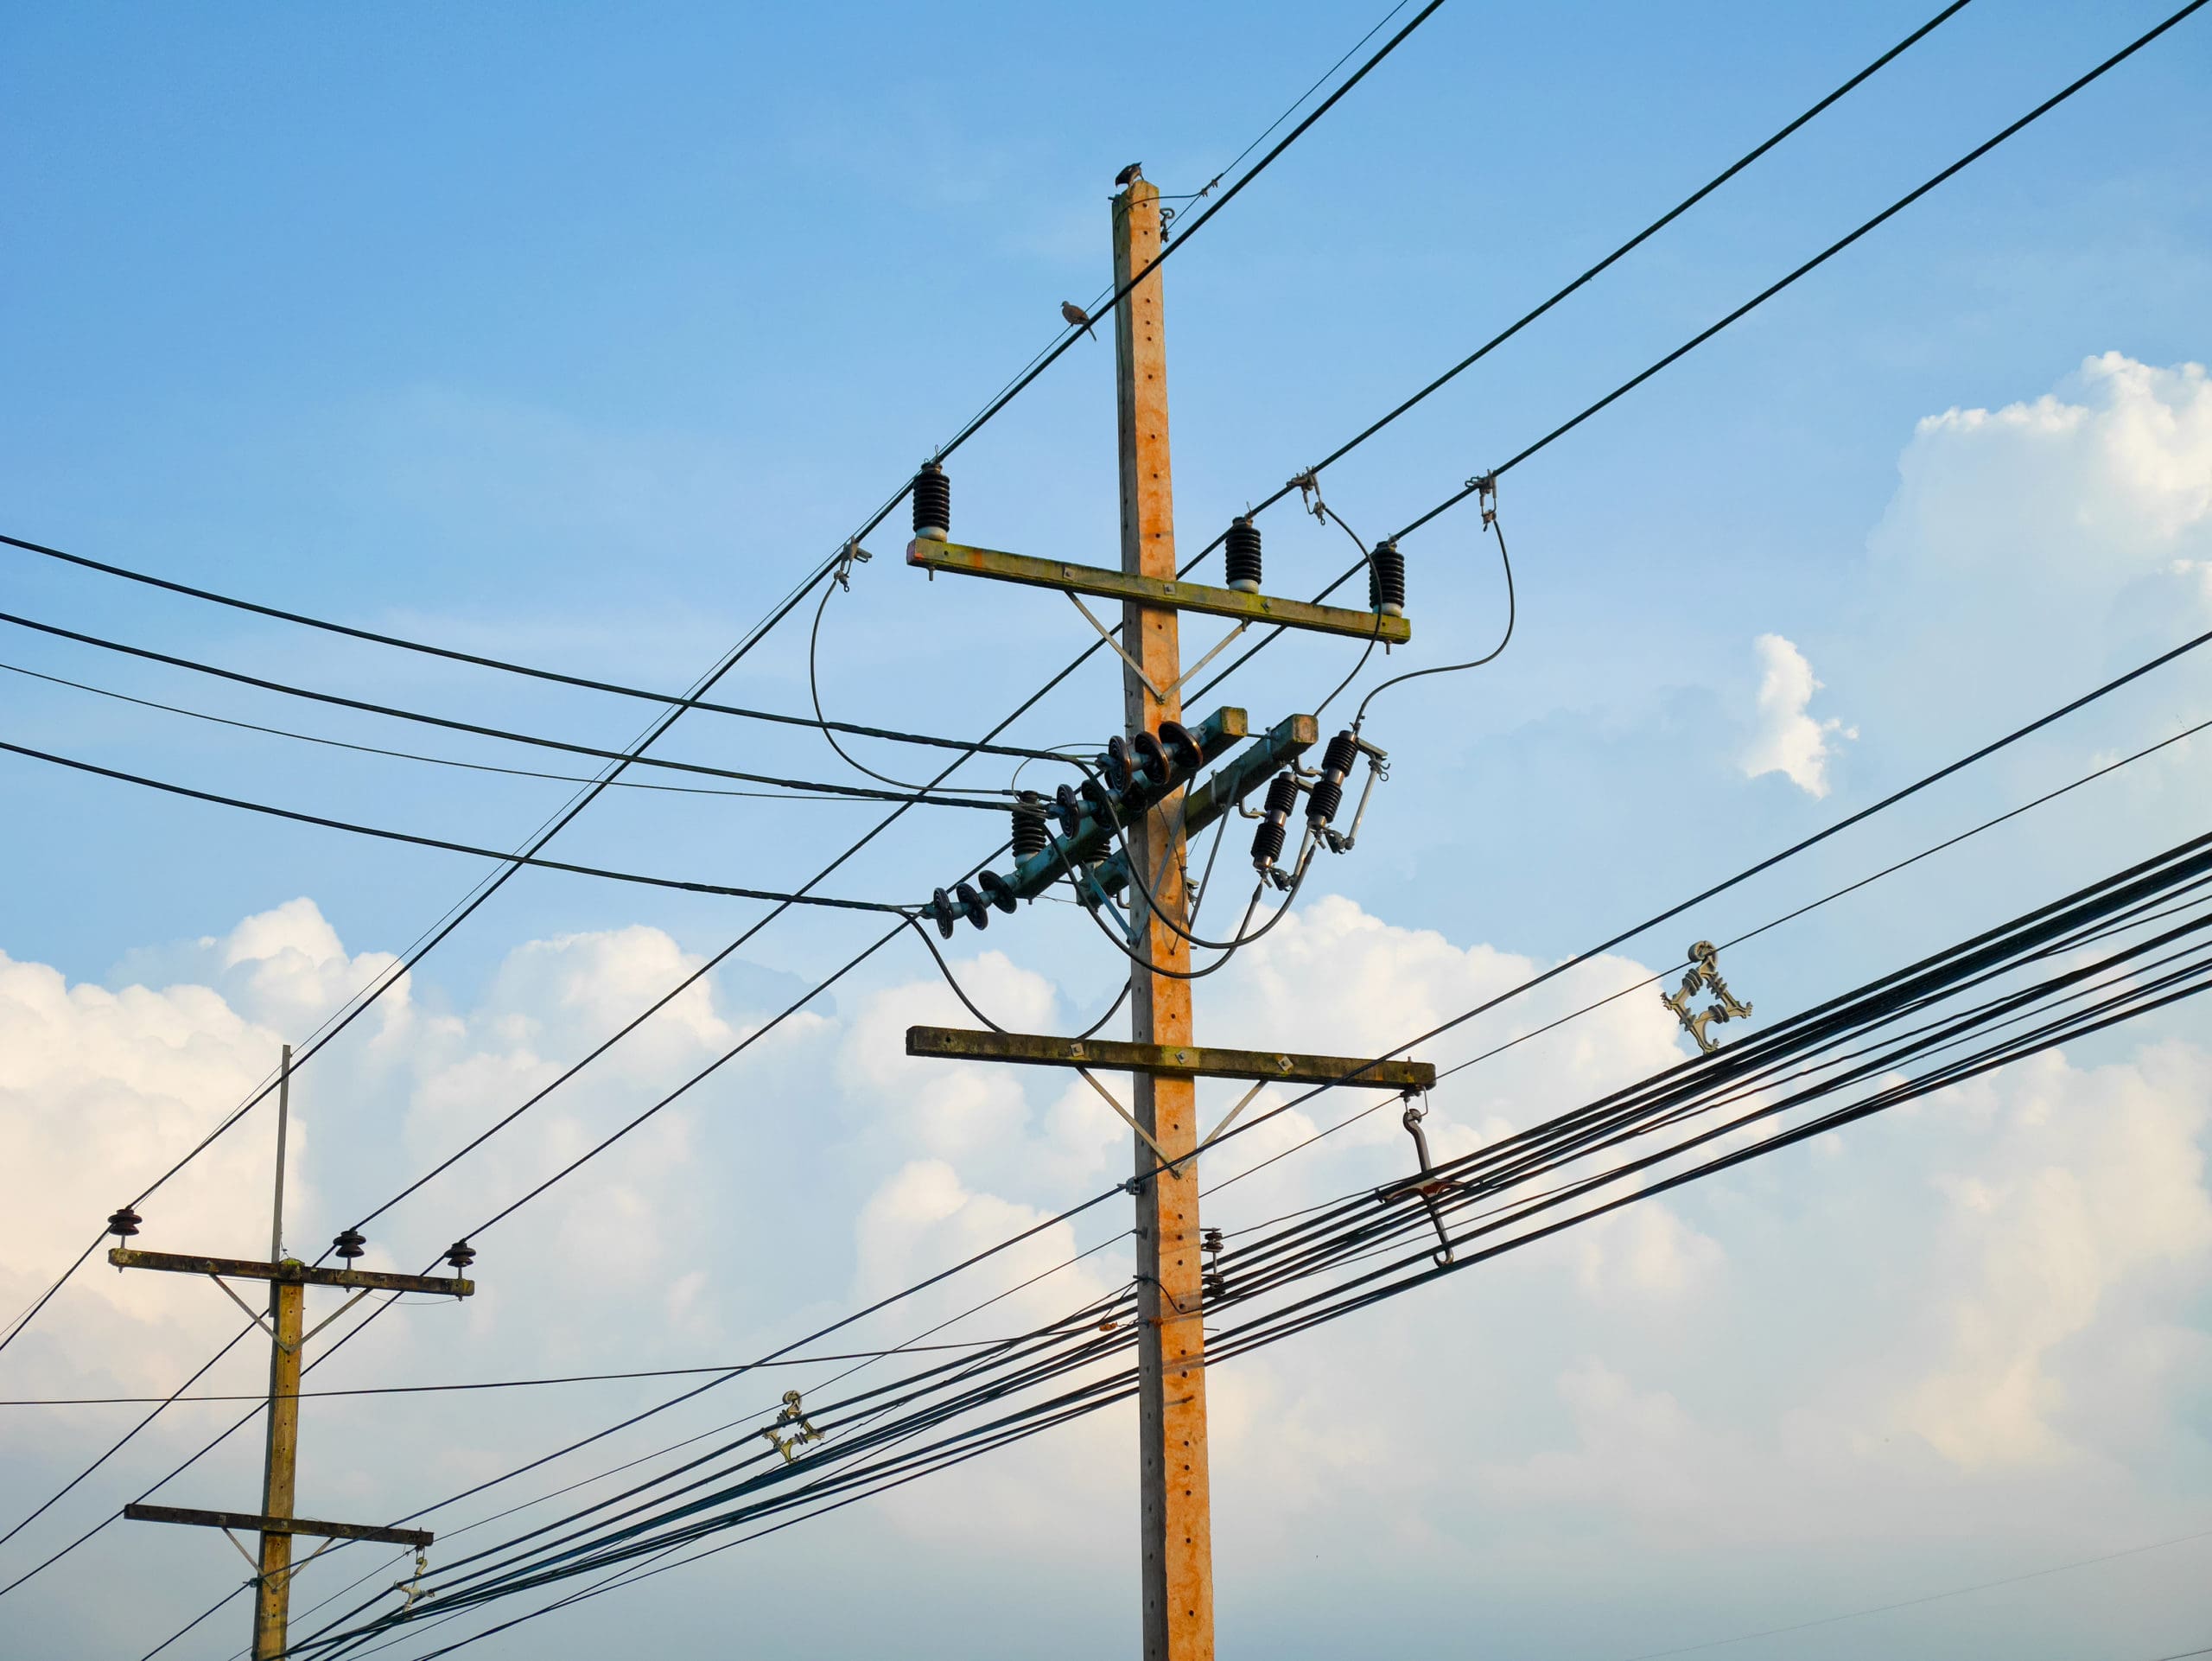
[1060,300,1096,340]
[1114,162,1143,188]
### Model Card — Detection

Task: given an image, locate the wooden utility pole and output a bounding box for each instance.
[903,165,1420,1661]
[257,1044,300,1658]
[111,1050,471,1659]
[1113,172,1212,1661]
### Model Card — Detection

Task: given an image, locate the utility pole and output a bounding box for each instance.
[106,1048,474,1660]
[258,1044,300,1658]
[900,168,1417,1659]
[1112,174,1211,1661]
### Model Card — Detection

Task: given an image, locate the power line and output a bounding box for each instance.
[1166,0,1976,589]
[1393,0,2209,540]
[305,875,2212,1655]
[285,677,2212,1654]
[0,534,1077,766]
[0,659,1011,807]
[281,641,2212,1654]
[2,9,1445,1575]
[0,1339,1073,1407]
[0,741,914,913]
[0,608,1059,778]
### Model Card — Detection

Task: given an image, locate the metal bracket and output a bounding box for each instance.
[300,1287,372,1348]
[207,1275,288,1349]
[1164,1079,1270,1175]
[1063,595,1250,707]
[760,1390,825,1464]
[1376,1095,1458,1265]
[1077,1067,1172,1163]
[1662,941,1754,1054]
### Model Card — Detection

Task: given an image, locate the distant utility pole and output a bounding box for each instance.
[901,169,1422,1661]
[105,1047,476,1660]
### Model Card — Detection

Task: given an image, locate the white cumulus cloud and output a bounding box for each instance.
[1740,633,1855,799]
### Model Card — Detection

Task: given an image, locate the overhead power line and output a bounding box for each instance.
[1393,0,2209,540]
[0,661,995,804]
[0,4,1448,1548]
[289,856,2212,1654]
[0,594,1064,768]
[281,667,2212,1654]
[0,619,1025,805]
[0,1340,1057,1407]
[0,741,914,913]
[1183,0,1979,577]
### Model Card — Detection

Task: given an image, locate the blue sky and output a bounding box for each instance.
[3,3,2210,1658]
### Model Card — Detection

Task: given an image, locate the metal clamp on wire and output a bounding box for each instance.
[760,1391,825,1465]
[1373,1091,1457,1266]
[1469,470,1498,530]
[833,537,872,590]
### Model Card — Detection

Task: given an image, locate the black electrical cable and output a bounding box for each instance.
[340,928,2194,1654]
[0,658,1010,808]
[1306,497,1390,722]
[302,870,2212,1654]
[1139,620,2212,1184]
[9,0,1968,1379]
[901,914,1131,1040]
[806,579,943,792]
[275,1222,1140,1654]
[78,10,2202,1627]
[254,641,2212,1645]
[1206,710,2212,1198]
[1212,839,2212,1305]
[1351,513,1513,725]
[0,1337,1089,1406]
[298,813,2212,1654]
[1392,0,2210,544]
[923,0,1453,468]
[0,536,1065,767]
[1145,0,1974,618]
[224,1220,1141,1661]
[0,609,1060,781]
[18,11,1452,1580]
[0,741,913,914]
[73,618,2212,1628]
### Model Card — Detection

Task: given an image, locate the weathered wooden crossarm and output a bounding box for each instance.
[1086,712,1318,902]
[906,1026,1433,1091]
[107,1248,474,1298]
[909,538,1412,646]
[124,1502,433,1549]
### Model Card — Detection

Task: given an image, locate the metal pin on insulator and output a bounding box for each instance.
[443,1240,476,1272]
[106,1206,142,1239]
[1250,772,1300,873]
[1367,537,1406,618]
[1224,515,1262,593]
[1306,729,1360,827]
[332,1229,367,1262]
[912,461,950,542]
[977,870,1019,913]
[1010,792,1050,861]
